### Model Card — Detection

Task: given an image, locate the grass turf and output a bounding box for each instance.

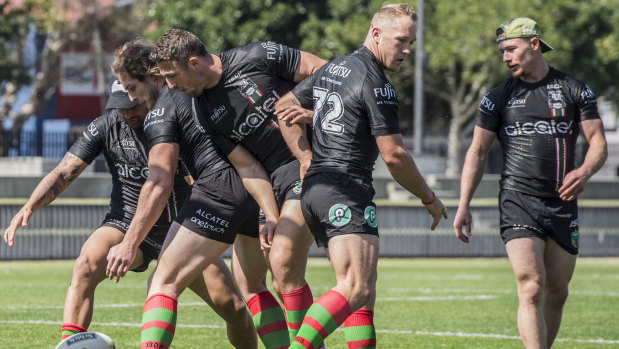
[1,258,618,348]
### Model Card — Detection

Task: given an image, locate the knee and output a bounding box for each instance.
[517,278,544,306]
[545,284,569,307]
[72,254,98,280]
[343,280,375,310]
[213,294,249,323]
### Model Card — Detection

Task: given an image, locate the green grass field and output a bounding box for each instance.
[2,258,618,348]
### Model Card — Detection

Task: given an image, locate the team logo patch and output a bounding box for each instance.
[236,77,263,104]
[292,180,302,195]
[547,88,566,109]
[329,204,351,227]
[364,206,377,228]
[571,230,579,248]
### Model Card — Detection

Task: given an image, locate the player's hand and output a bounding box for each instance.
[275,105,313,125]
[558,168,589,201]
[106,242,136,283]
[453,206,473,243]
[4,208,32,247]
[424,197,448,231]
[259,220,277,251]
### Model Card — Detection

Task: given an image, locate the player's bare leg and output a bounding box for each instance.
[233,234,289,348]
[269,199,315,341]
[141,223,232,348]
[506,237,547,349]
[62,226,145,339]
[290,233,379,348]
[188,257,257,349]
[269,200,314,292]
[543,238,577,348]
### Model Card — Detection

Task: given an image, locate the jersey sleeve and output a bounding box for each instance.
[291,73,316,110]
[574,82,600,122]
[361,74,401,136]
[257,41,300,82]
[68,114,107,164]
[144,101,180,149]
[476,87,502,132]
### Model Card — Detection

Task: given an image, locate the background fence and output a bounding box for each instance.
[1,203,618,260]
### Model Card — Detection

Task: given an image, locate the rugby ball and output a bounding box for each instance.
[55,332,115,349]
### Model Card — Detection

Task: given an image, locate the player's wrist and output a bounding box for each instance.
[422,191,436,205]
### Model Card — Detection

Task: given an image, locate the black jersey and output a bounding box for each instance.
[144,84,232,179]
[293,45,401,182]
[69,110,189,226]
[193,41,300,174]
[476,67,600,197]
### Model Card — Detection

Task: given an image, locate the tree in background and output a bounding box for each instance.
[2,0,617,172]
[0,0,149,155]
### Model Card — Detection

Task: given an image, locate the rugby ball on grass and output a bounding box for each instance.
[55,332,115,349]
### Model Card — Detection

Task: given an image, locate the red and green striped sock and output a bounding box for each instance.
[290,290,352,349]
[141,293,177,349]
[344,309,376,348]
[60,323,86,340]
[281,284,314,341]
[247,291,290,349]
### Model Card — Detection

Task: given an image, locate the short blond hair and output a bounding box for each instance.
[371,3,417,28]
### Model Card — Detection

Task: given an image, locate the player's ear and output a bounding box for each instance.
[188,56,200,70]
[372,27,381,43]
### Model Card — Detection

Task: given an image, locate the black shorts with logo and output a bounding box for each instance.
[259,159,303,225]
[175,167,259,243]
[101,216,169,272]
[301,172,378,247]
[499,189,579,255]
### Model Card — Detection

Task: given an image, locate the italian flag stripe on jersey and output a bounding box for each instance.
[551,107,567,191]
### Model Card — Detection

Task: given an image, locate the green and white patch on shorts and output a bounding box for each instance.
[365,206,377,228]
[329,204,351,227]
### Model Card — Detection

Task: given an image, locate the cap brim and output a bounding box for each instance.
[539,39,553,53]
[105,95,137,110]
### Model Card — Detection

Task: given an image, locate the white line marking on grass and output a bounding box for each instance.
[3,295,499,311]
[378,295,497,301]
[2,320,618,345]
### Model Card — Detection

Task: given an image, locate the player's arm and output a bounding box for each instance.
[453,126,496,243]
[227,144,279,250]
[558,119,607,201]
[376,133,447,231]
[106,142,179,281]
[275,91,312,179]
[4,152,87,246]
[293,51,326,83]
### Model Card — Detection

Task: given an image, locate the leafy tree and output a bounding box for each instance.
[0,0,149,155]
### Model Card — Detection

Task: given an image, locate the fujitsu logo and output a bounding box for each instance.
[373,83,397,99]
[210,105,227,122]
[326,62,351,78]
[481,96,495,111]
[504,120,573,136]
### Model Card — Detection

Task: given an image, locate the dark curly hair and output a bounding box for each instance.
[111,39,159,81]
[151,29,209,68]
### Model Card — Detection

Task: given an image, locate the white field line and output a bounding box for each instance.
[2,320,618,345]
[1,295,499,311]
[5,287,619,310]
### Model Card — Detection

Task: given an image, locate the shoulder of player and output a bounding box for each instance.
[152,86,192,112]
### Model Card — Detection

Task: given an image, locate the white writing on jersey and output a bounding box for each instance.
[504,120,574,136]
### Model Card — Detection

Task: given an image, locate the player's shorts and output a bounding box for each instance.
[100,216,170,272]
[499,189,579,255]
[175,167,259,243]
[258,159,303,225]
[301,172,378,247]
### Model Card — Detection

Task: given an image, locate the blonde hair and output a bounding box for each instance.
[371,3,417,28]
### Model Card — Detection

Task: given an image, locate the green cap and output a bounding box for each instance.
[496,17,553,53]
